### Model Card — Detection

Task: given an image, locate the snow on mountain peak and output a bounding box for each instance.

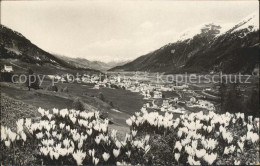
[176,11,259,42]
[177,23,225,42]
[231,11,259,33]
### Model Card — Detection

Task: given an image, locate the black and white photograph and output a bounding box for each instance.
[0,0,259,165]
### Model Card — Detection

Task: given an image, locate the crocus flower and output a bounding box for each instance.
[203,153,217,165]
[144,145,151,153]
[132,130,137,137]
[126,119,132,126]
[89,149,95,157]
[102,152,110,162]
[21,132,27,142]
[115,140,122,149]
[53,108,59,115]
[5,140,11,147]
[237,141,244,152]
[78,139,84,149]
[174,141,182,152]
[73,150,86,165]
[59,123,65,129]
[87,129,92,136]
[113,149,120,158]
[36,132,43,139]
[174,153,180,162]
[126,151,131,158]
[246,131,259,143]
[1,126,7,141]
[196,149,206,158]
[9,131,17,142]
[234,160,241,165]
[38,107,45,116]
[93,157,99,165]
[63,138,71,148]
[95,136,101,145]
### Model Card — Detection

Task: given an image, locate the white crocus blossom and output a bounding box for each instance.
[145,145,151,153]
[5,140,11,147]
[59,123,65,129]
[40,146,49,156]
[196,149,206,158]
[53,108,59,115]
[174,153,180,162]
[25,118,32,129]
[115,140,122,149]
[246,131,259,143]
[20,132,27,142]
[60,109,69,118]
[73,133,81,142]
[89,149,95,157]
[102,152,110,162]
[132,130,137,137]
[188,155,201,165]
[113,149,120,158]
[8,131,17,142]
[126,119,133,126]
[223,147,230,155]
[36,132,43,139]
[237,141,244,152]
[73,150,86,165]
[63,138,71,148]
[38,107,45,116]
[203,153,217,165]
[86,129,93,136]
[1,126,7,141]
[234,160,241,165]
[174,141,182,152]
[126,151,131,158]
[78,139,84,149]
[93,157,99,166]
[95,135,101,145]
[16,119,24,134]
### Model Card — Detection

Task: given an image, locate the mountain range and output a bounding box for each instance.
[0,24,128,73]
[110,12,259,74]
[54,54,129,72]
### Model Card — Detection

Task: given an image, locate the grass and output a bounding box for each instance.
[85,88,146,115]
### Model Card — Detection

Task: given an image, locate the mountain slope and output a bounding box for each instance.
[54,55,129,71]
[110,12,259,74]
[0,24,100,74]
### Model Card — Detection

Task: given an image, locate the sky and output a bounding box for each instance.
[1,0,259,62]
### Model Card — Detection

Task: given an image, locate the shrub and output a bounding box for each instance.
[46,84,58,92]
[109,101,114,107]
[72,98,84,111]
[98,92,105,101]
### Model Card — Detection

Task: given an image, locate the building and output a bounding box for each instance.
[1,65,13,72]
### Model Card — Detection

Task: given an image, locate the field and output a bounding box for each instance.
[1,72,259,165]
[1,79,146,131]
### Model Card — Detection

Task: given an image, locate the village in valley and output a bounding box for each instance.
[45,70,218,115]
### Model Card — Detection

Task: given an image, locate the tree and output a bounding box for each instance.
[246,88,259,117]
[109,101,114,107]
[26,68,40,91]
[219,82,244,114]
[72,98,84,111]
[98,92,105,101]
